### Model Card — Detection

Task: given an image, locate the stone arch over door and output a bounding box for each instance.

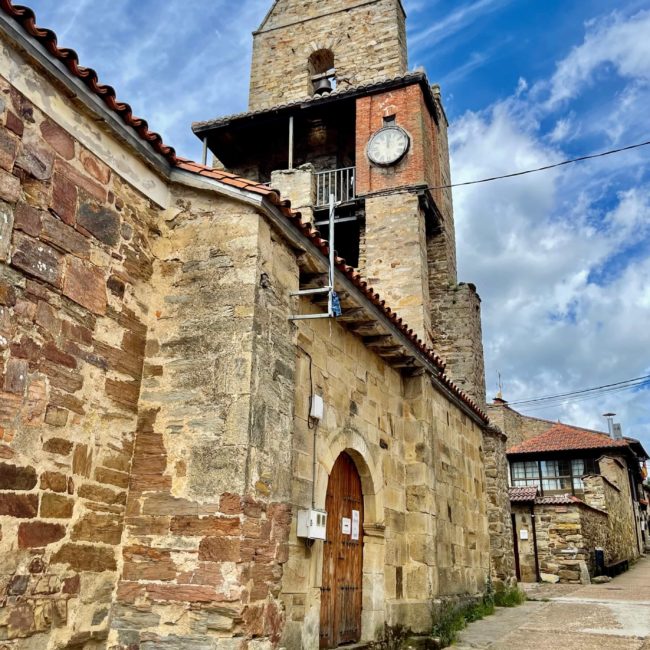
[314,431,386,644]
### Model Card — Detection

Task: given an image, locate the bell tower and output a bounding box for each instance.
[249,0,408,111]
[193,0,487,407]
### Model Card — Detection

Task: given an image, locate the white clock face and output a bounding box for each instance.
[367,126,410,166]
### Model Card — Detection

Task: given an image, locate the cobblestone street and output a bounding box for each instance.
[455,556,650,649]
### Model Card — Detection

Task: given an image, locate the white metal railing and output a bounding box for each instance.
[315,167,355,208]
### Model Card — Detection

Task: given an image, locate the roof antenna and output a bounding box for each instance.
[496,371,503,400]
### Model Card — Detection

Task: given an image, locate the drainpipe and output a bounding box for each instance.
[530,503,541,582]
[288,116,294,170]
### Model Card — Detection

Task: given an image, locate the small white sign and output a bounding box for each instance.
[342,517,351,535]
[520,529,529,540]
[351,510,360,541]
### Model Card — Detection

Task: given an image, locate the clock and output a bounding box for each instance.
[366,126,410,166]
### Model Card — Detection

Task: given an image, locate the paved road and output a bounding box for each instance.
[455,556,650,650]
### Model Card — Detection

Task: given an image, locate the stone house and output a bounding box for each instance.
[490,400,648,584]
[0,1,516,648]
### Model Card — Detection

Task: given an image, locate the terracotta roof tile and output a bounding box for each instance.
[508,486,538,502]
[507,423,629,456]
[534,494,581,506]
[0,0,488,425]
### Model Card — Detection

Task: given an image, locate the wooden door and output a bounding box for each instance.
[320,453,364,648]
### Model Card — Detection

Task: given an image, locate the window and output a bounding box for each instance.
[511,461,539,487]
[510,458,600,495]
[540,460,571,494]
[308,49,336,95]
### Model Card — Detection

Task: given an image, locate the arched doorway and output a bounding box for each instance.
[320,452,364,648]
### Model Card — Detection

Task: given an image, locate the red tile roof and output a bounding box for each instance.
[0,0,488,425]
[508,486,538,502]
[507,423,629,455]
[534,494,582,506]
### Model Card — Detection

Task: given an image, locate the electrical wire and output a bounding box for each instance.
[504,374,650,412]
[507,374,650,406]
[432,139,650,190]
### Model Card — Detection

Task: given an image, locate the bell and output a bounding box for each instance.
[313,77,333,96]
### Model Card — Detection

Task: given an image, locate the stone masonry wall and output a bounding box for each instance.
[584,455,639,565]
[481,428,515,589]
[109,187,296,649]
[486,403,554,448]
[363,192,431,346]
[430,284,486,408]
[0,72,161,647]
[249,0,407,111]
[271,273,490,646]
[533,502,607,584]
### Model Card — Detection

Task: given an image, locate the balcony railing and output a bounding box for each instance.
[315,167,356,208]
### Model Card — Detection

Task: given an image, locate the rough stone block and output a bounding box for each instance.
[40,471,68,493]
[41,212,90,258]
[40,118,75,160]
[63,256,106,315]
[0,127,18,171]
[43,437,73,456]
[71,512,122,544]
[0,200,13,261]
[40,493,74,518]
[0,167,20,203]
[51,543,116,572]
[0,492,38,517]
[18,521,66,548]
[14,201,42,237]
[0,462,37,489]
[16,139,54,180]
[51,171,77,225]
[11,232,64,287]
[77,197,120,246]
[3,357,28,394]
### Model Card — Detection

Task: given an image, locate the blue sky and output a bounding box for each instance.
[25,0,650,451]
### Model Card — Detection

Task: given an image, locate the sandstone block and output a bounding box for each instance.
[0,462,37,489]
[11,232,64,287]
[0,127,18,171]
[18,521,65,548]
[80,150,111,184]
[40,471,67,493]
[77,197,120,246]
[0,167,20,203]
[51,543,116,572]
[199,537,242,562]
[4,357,28,397]
[40,118,75,160]
[170,516,241,537]
[43,437,73,456]
[0,489,39,518]
[41,211,90,259]
[63,256,107,315]
[41,493,74,518]
[72,512,122,545]
[16,140,54,180]
[51,172,77,224]
[0,200,13,261]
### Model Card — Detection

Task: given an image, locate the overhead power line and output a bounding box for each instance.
[432,139,650,190]
[504,374,650,411]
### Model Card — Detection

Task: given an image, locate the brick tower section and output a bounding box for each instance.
[249,0,407,111]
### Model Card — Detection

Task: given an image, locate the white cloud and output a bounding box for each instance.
[450,10,650,448]
[546,9,650,108]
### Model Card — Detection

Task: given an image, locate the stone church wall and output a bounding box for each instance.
[256,231,490,646]
[481,428,515,589]
[0,70,161,646]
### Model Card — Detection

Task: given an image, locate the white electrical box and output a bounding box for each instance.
[297,508,327,540]
[310,395,324,420]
